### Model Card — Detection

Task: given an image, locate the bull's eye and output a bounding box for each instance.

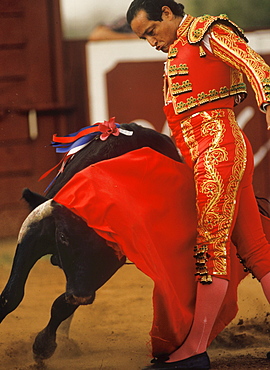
[58,232,68,245]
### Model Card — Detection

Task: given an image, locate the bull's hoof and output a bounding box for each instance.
[33,328,57,360]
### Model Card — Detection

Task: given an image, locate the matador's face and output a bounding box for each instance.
[130,7,180,53]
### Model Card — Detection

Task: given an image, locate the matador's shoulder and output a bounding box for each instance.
[187,14,248,44]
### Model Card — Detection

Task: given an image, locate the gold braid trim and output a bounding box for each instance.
[168,15,195,59]
[198,110,227,277]
[194,245,213,284]
[195,110,247,277]
[168,63,189,77]
[173,84,247,115]
[180,117,199,162]
[171,80,192,96]
[210,24,270,109]
[188,14,247,45]
[212,110,247,275]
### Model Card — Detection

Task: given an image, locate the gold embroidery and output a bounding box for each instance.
[193,28,203,40]
[210,23,270,107]
[178,109,247,277]
[199,45,207,57]
[173,14,195,48]
[219,86,230,98]
[188,14,247,44]
[263,79,270,98]
[180,117,199,162]
[197,92,209,105]
[213,111,247,274]
[263,77,270,85]
[186,96,197,109]
[230,68,245,93]
[262,76,270,86]
[168,47,178,59]
[209,89,220,101]
[173,81,247,114]
[171,80,192,96]
[168,63,189,77]
[176,101,188,113]
[193,110,247,276]
[198,110,228,275]
[176,14,195,40]
[166,17,251,114]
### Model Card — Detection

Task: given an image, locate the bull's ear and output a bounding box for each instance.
[22,188,49,211]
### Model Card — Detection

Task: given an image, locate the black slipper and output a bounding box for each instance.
[142,352,211,369]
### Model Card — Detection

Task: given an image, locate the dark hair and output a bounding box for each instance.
[126,0,185,25]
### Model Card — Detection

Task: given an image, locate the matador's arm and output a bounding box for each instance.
[208,23,270,128]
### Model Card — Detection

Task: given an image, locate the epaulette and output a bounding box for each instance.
[188,14,248,44]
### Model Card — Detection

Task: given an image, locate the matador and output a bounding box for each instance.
[163,13,270,284]
[128,1,270,369]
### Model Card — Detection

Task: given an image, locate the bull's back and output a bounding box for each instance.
[47,123,181,197]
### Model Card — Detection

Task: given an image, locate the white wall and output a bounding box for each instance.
[86,38,166,125]
[60,0,134,38]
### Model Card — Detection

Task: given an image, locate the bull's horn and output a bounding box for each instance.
[0,199,55,322]
[18,199,54,243]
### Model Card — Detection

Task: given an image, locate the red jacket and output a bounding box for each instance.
[164,14,270,118]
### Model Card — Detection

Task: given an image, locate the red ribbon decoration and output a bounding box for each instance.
[39,117,120,183]
[98,117,120,141]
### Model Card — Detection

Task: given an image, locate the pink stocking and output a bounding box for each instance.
[168,277,228,362]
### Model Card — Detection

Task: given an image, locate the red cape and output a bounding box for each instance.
[54,147,247,356]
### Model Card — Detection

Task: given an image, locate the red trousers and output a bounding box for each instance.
[165,105,270,282]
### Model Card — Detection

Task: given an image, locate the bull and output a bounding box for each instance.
[0,122,183,361]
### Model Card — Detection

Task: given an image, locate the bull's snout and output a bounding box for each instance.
[65,292,96,305]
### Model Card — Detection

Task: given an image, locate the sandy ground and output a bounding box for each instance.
[1,238,270,370]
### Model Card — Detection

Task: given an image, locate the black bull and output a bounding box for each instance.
[0,123,184,361]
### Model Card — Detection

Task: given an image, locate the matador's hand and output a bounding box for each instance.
[266,105,270,130]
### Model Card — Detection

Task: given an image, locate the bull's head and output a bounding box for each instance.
[0,199,125,322]
[51,202,126,305]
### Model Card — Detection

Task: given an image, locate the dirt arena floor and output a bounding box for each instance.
[1,238,270,370]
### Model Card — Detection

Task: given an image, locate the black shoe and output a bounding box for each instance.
[142,352,210,369]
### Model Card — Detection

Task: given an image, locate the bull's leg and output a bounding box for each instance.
[57,314,73,338]
[33,293,79,360]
